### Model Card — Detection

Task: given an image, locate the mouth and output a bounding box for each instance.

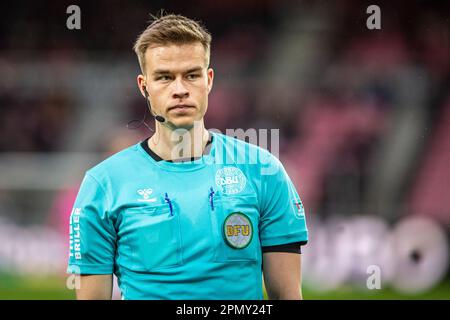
[167,104,195,112]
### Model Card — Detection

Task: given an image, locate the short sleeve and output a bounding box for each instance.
[67,173,116,274]
[259,154,308,247]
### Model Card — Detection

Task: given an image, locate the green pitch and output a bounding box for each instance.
[0,273,449,300]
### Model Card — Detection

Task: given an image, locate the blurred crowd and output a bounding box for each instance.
[0,90,72,151]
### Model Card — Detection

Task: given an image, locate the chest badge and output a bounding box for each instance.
[215,167,247,195]
[223,212,253,249]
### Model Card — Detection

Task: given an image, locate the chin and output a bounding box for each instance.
[170,119,196,130]
[170,115,203,130]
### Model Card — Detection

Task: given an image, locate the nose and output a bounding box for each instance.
[172,78,189,100]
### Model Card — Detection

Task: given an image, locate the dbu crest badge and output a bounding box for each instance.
[223,212,253,249]
[215,167,247,195]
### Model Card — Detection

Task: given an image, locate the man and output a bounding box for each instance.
[67,13,308,300]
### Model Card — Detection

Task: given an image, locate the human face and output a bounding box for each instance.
[137,42,214,130]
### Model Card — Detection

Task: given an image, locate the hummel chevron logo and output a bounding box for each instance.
[137,188,157,202]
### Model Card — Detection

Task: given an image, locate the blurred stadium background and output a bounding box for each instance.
[0,0,449,299]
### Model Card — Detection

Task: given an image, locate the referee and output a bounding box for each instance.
[67,13,308,300]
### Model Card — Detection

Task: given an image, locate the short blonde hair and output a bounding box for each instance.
[133,13,212,74]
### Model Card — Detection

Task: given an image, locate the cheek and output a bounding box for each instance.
[149,94,165,111]
[198,90,209,108]
[191,83,208,100]
[152,88,170,106]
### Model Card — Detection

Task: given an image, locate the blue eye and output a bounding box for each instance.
[156,75,171,81]
[187,74,200,80]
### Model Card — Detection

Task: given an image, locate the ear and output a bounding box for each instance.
[137,74,146,98]
[207,68,214,94]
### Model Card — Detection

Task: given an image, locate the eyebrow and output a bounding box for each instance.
[152,66,203,76]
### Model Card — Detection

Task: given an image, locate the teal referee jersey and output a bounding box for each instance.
[67,131,308,299]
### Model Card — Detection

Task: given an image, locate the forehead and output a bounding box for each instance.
[144,42,207,73]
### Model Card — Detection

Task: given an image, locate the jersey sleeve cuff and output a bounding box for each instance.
[67,263,114,275]
[262,242,303,254]
[260,230,308,247]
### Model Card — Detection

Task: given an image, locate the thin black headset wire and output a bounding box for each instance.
[126,89,154,132]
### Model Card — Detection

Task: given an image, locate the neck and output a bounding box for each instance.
[148,120,209,161]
